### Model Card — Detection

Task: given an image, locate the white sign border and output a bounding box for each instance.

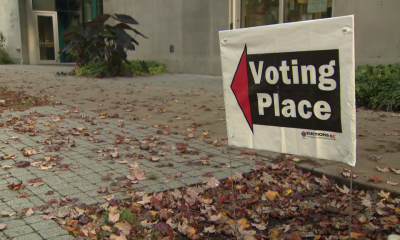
[219,16,356,166]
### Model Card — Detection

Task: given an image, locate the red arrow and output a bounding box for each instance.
[231,45,252,132]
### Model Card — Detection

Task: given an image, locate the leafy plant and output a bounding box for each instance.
[73,59,166,77]
[356,63,400,111]
[59,14,148,76]
[0,31,13,64]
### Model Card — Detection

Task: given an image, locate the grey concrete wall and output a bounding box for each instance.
[333,0,400,65]
[18,0,30,64]
[0,0,22,64]
[103,0,230,75]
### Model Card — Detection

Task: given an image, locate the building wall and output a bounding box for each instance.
[333,0,400,65]
[103,0,230,75]
[0,0,23,64]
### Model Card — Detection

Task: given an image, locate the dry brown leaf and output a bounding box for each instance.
[0,223,7,230]
[108,206,120,223]
[387,181,400,186]
[391,168,400,174]
[376,166,390,173]
[110,233,127,240]
[25,208,34,216]
[134,169,146,181]
[367,176,382,183]
[114,221,132,235]
[264,190,280,200]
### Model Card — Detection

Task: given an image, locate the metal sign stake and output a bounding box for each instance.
[228,145,239,238]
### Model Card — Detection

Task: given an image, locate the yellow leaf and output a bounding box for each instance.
[237,218,250,229]
[265,190,280,200]
[395,207,400,215]
[269,229,280,238]
[187,227,196,235]
[100,116,106,119]
[342,232,364,240]
[219,211,229,216]
[292,158,300,162]
[284,189,292,196]
[89,215,98,220]
[149,210,158,217]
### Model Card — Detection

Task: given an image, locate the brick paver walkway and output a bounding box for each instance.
[0,105,259,239]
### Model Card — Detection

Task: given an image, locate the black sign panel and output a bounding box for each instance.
[231,47,342,133]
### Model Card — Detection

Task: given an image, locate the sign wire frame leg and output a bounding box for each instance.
[349,167,353,239]
[228,145,239,238]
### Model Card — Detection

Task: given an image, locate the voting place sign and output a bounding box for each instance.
[219,16,356,166]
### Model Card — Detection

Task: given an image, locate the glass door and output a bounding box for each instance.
[33,11,59,64]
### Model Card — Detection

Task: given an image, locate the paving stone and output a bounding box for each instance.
[28,196,46,207]
[77,183,98,192]
[10,202,36,211]
[164,180,185,189]
[23,215,46,224]
[0,232,6,239]
[27,185,54,195]
[48,235,75,240]
[180,177,203,186]
[38,226,69,239]
[57,187,81,197]
[2,219,26,229]
[3,225,34,237]
[5,198,31,208]
[30,220,59,231]
[17,232,43,240]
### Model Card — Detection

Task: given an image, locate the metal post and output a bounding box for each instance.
[228,145,239,238]
[348,167,353,239]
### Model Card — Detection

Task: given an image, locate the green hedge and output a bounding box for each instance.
[356,63,400,111]
[74,59,167,78]
[0,49,13,64]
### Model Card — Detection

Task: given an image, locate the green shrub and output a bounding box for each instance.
[0,49,13,64]
[0,31,13,64]
[75,58,108,77]
[356,63,400,111]
[124,60,167,76]
[74,59,166,77]
[59,14,147,76]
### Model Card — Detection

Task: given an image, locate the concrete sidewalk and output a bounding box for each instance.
[0,105,258,239]
[0,64,399,196]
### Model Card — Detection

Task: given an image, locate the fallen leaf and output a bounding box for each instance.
[25,208,34,216]
[17,192,32,198]
[367,176,382,183]
[0,223,7,230]
[376,166,390,172]
[378,190,390,198]
[97,187,108,194]
[108,206,120,223]
[262,190,280,201]
[387,181,400,186]
[391,168,400,174]
[261,172,277,185]
[342,232,364,239]
[110,233,127,240]
[203,225,216,233]
[204,177,220,189]
[134,169,146,181]
[114,221,132,235]
[166,172,182,179]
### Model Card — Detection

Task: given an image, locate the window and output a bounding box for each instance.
[239,0,333,28]
[241,0,280,28]
[285,0,332,23]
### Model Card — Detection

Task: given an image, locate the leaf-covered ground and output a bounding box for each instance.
[40,160,399,240]
[0,86,50,111]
